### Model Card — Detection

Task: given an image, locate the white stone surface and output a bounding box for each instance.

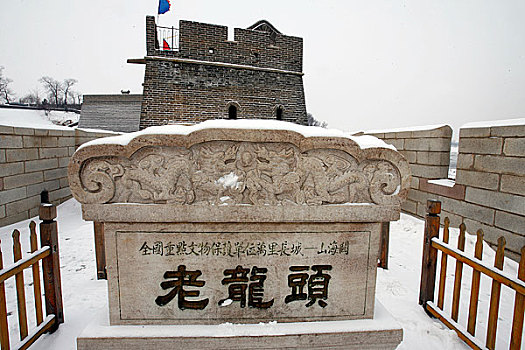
[105,222,380,325]
[77,300,403,350]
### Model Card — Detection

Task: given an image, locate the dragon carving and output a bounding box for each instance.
[77,141,403,206]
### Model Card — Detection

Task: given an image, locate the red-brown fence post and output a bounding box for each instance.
[39,203,64,332]
[378,222,390,269]
[93,222,107,280]
[0,239,10,349]
[419,200,441,310]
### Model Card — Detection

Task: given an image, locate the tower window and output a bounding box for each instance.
[228,105,237,119]
[276,107,283,120]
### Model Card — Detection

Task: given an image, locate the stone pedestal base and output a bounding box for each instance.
[77,301,403,350]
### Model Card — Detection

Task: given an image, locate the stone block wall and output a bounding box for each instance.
[453,123,525,259]
[0,125,116,227]
[365,125,453,215]
[365,122,524,260]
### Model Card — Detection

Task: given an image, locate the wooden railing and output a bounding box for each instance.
[419,200,524,350]
[0,204,64,350]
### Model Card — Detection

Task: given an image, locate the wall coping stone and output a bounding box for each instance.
[142,56,304,76]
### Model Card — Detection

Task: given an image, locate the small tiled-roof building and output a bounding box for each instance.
[78,94,142,132]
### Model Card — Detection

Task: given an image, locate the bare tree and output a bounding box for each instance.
[61,78,77,105]
[307,113,328,128]
[20,88,42,105]
[70,90,83,105]
[0,66,15,104]
[39,76,61,105]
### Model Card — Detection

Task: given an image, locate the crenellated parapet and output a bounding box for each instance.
[147,16,303,72]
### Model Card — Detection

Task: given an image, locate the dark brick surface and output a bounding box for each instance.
[140,16,307,129]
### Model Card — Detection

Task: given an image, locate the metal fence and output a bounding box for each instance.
[156,25,179,51]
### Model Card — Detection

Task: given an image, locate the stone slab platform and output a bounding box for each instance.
[77,300,403,350]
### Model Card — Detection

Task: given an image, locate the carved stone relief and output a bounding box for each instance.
[78,141,403,206]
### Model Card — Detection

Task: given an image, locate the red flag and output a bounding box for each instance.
[163,39,171,50]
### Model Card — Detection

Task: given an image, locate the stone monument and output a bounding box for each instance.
[69,120,410,349]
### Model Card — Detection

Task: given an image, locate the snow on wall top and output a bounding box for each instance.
[353,124,450,135]
[461,117,525,129]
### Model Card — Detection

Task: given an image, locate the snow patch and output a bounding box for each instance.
[461,117,525,129]
[0,108,76,130]
[216,172,241,190]
[394,184,401,194]
[218,299,233,307]
[427,179,455,187]
[355,124,449,135]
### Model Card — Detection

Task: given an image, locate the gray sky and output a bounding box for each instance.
[1,0,524,134]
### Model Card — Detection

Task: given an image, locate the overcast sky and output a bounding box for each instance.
[1,1,524,134]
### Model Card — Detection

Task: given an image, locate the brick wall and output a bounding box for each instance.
[149,18,303,72]
[0,125,116,227]
[364,122,524,260]
[139,16,307,129]
[140,59,307,129]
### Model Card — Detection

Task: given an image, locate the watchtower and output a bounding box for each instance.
[130,16,308,129]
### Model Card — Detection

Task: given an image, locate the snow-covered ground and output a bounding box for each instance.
[0,108,79,129]
[0,200,521,349]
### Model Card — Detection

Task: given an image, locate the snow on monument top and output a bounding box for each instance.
[79,119,396,151]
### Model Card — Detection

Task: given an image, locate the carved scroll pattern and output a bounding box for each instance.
[78,141,402,205]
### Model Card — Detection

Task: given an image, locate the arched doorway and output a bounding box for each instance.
[228,105,237,119]
[276,107,283,120]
